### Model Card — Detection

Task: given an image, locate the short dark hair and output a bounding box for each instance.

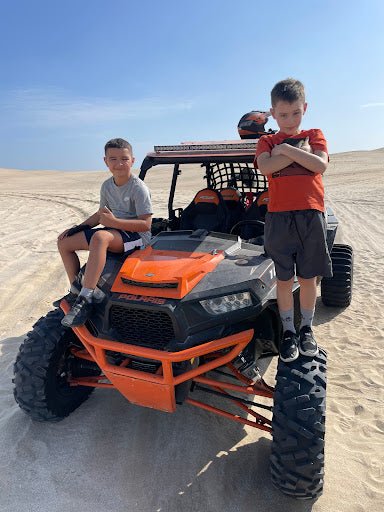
[271,78,305,106]
[104,138,133,155]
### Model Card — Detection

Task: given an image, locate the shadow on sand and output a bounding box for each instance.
[1,334,318,512]
[313,296,348,327]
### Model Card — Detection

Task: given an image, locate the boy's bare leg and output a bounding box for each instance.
[276,277,295,311]
[82,230,124,289]
[297,276,317,310]
[57,232,89,284]
[61,230,124,328]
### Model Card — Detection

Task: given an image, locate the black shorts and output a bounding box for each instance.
[83,227,143,255]
[264,209,333,281]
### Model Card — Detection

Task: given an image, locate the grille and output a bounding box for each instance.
[121,277,177,289]
[130,359,160,373]
[110,305,175,349]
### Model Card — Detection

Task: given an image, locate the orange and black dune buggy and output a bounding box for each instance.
[13,133,353,500]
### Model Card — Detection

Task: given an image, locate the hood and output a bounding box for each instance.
[111,245,224,299]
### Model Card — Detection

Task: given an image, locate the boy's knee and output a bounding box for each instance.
[297,276,317,286]
[57,237,67,252]
[89,230,111,248]
[277,277,294,288]
[58,232,88,253]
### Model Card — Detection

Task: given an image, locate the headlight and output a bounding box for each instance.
[200,292,252,315]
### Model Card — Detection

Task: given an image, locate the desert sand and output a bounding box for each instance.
[0,149,383,512]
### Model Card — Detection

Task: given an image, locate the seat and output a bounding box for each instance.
[179,188,230,233]
[220,187,245,232]
[254,190,269,221]
[241,190,269,240]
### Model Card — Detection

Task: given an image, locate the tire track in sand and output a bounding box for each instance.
[0,191,98,337]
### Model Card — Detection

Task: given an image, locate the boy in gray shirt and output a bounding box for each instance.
[58,138,153,328]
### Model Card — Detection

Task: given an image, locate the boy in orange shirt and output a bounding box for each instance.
[256,78,332,362]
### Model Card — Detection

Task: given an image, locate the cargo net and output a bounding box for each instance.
[206,163,267,196]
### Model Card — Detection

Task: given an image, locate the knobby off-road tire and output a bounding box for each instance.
[13,309,100,422]
[321,244,353,307]
[270,349,327,500]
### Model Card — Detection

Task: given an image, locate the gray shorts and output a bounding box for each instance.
[264,209,333,281]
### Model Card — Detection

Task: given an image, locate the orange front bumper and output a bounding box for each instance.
[62,300,254,413]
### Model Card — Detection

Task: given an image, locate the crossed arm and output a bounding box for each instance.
[257,138,328,176]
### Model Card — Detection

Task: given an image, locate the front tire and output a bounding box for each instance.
[270,350,327,500]
[13,309,100,421]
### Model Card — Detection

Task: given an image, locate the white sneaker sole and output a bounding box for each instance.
[299,346,319,357]
[280,348,299,363]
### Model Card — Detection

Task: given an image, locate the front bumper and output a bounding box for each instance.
[62,300,254,413]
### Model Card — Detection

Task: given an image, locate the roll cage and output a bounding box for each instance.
[138,140,267,227]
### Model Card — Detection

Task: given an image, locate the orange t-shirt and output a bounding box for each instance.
[255,129,328,212]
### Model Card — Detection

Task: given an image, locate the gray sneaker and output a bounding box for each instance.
[53,291,77,308]
[61,295,93,328]
[299,326,319,357]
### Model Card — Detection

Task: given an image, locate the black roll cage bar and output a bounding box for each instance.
[139,153,267,223]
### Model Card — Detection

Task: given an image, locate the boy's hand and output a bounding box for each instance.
[57,229,70,240]
[271,137,312,157]
[271,143,286,156]
[57,224,91,240]
[99,206,116,227]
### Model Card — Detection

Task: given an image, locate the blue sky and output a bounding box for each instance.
[0,0,383,171]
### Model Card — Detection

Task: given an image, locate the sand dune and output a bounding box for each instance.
[0,150,383,511]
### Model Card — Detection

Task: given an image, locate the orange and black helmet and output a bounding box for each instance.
[237,111,270,139]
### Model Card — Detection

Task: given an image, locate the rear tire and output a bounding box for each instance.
[270,350,327,500]
[13,309,100,422]
[321,244,353,307]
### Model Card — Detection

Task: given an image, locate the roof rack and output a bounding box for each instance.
[154,139,259,153]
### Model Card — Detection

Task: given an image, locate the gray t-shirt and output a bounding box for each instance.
[100,174,153,246]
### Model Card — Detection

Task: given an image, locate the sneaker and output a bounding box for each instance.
[53,291,77,308]
[299,326,319,357]
[280,330,299,363]
[61,295,93,328]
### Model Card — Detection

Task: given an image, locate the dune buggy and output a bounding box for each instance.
[13,139,353,500]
